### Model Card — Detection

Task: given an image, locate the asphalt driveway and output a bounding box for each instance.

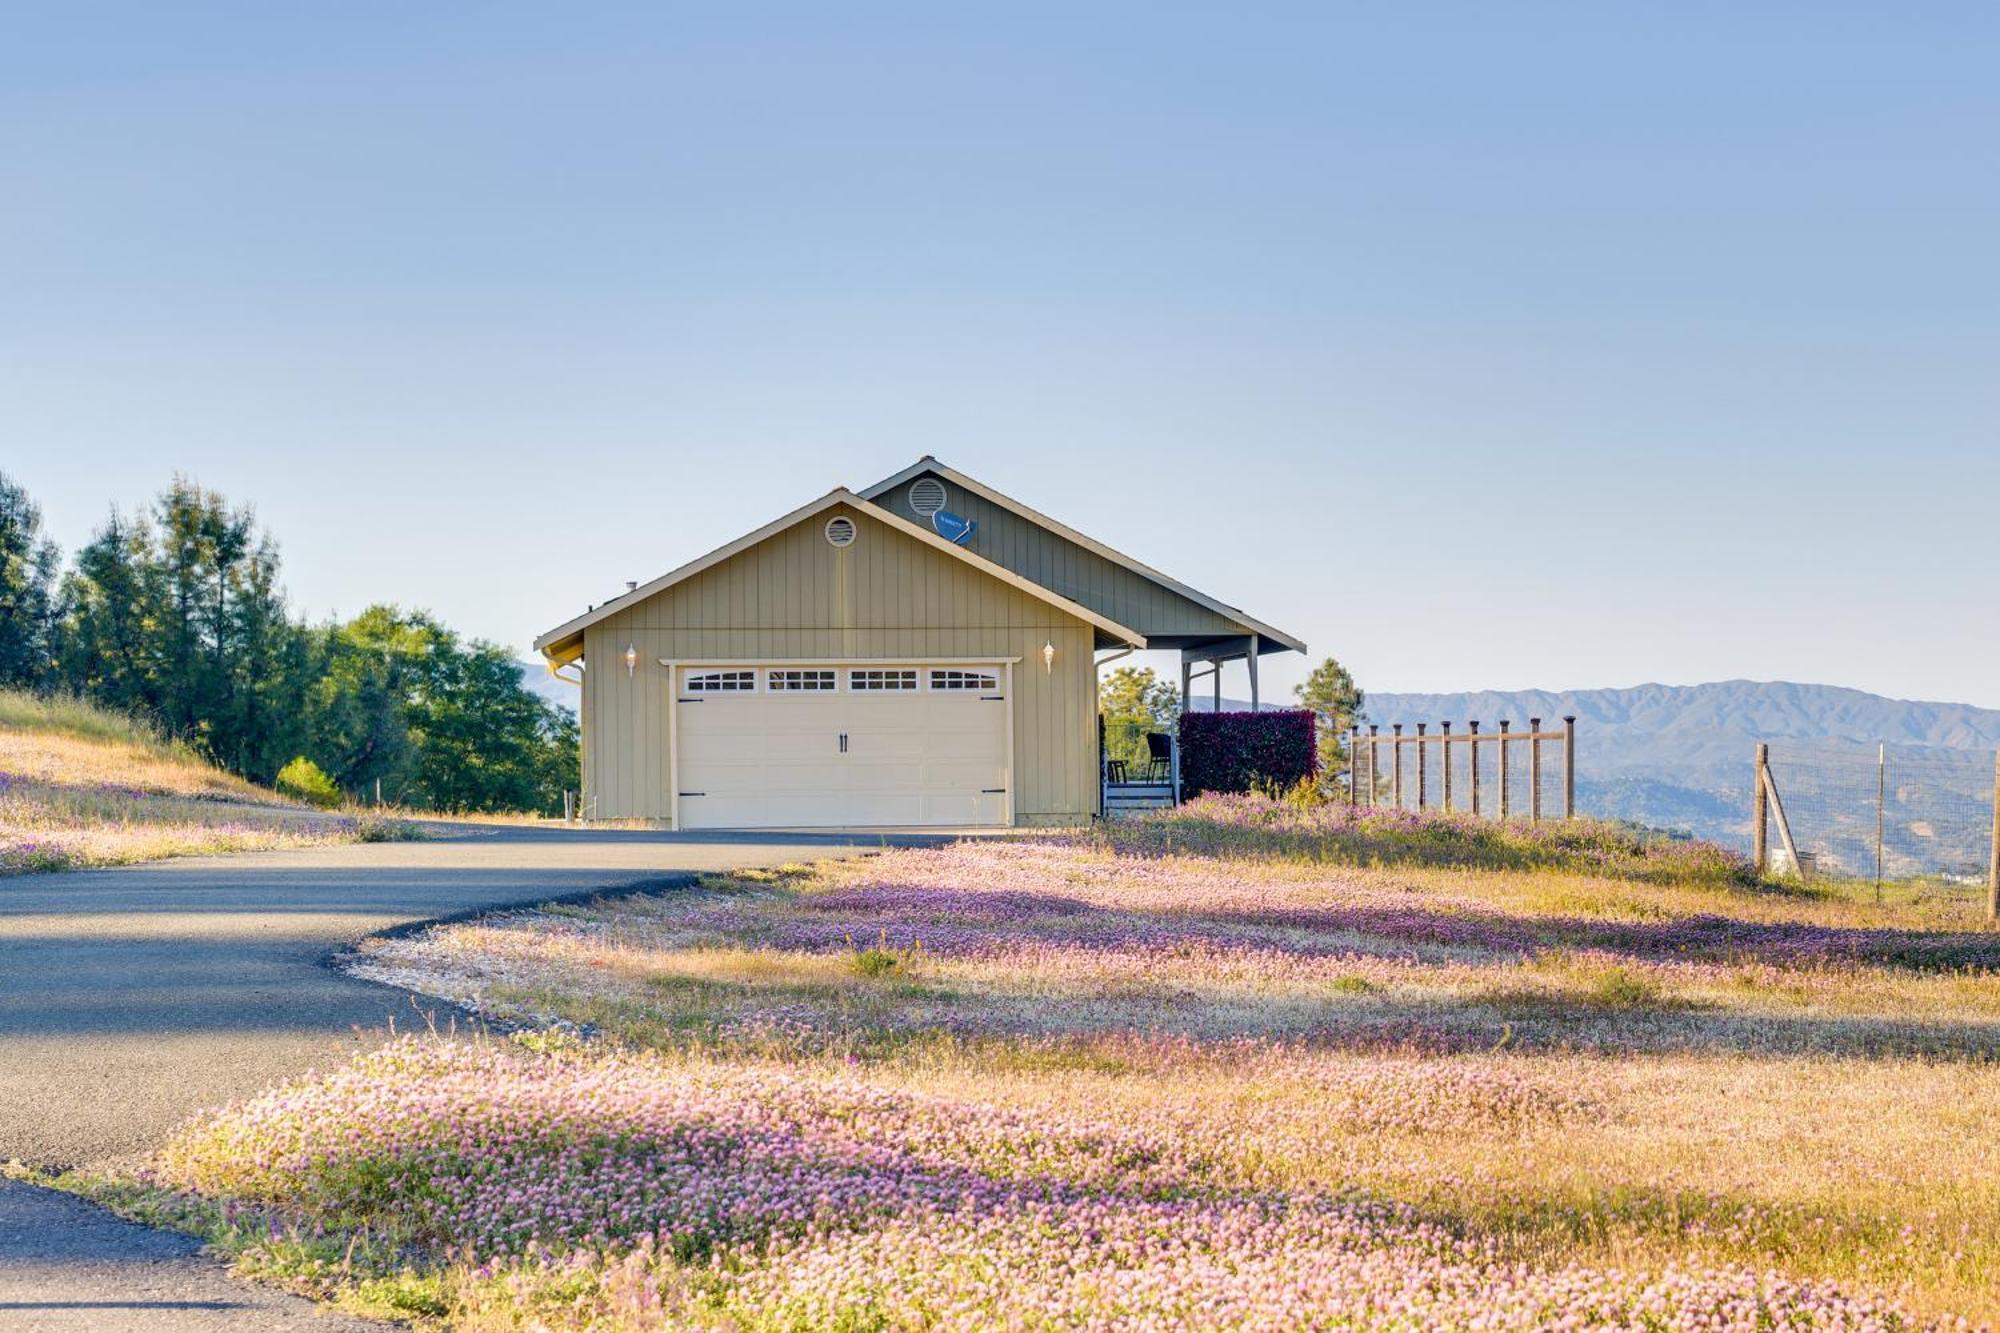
[0,824,892,1329]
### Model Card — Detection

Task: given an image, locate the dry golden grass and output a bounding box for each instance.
[1,688,417,873]
[0,728,274,804]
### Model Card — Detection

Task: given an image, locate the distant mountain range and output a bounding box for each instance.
[1361,680,2000,769]
[1197,681,2000,867]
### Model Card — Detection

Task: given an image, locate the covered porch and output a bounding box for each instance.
[1098,631,1300,817]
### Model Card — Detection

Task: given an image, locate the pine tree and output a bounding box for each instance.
[0,472,62,687]
[1294,656,1365,775]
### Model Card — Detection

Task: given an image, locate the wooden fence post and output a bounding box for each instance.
[1367,725,1380,807]
[1416,723,1428,810]
[1753,743,1770,876]
[1468,721,1482,817]
[1440,721,1453,812]
[1529,717,1542,824]
[1875,741,1886,904]
[1988,749,1998,924]
[1762,756,1805,881]
[1497,721,1511,820]
[1392,724,1404,808]
[1352,720,1368,804]
[1563,715,1577,819]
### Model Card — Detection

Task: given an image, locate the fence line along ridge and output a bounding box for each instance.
[1347,715,1576,822]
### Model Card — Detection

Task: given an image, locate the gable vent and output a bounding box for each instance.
[824,515,857,548]
[908,476,947,517]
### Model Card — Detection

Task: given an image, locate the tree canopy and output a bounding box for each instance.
[314,605,576,813]
[0,474,62,688]
[1294,655,1365,775]
[1098,665,1181,731]
[2,469,576,813]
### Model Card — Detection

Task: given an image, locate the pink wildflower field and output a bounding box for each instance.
[150,798,1999,1329]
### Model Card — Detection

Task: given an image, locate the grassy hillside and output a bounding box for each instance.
[0,689,411,874]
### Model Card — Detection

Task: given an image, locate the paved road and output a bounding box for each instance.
[0,1180,382,1332]
[0,825,890,1329]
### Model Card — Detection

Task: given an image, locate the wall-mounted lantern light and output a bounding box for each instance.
[1042,639,1055,674]
[624,644,639,677]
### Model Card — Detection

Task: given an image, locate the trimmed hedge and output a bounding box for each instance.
[1178,709,1318,796]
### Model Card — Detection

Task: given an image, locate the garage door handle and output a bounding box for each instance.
[982,788,1007,794]
[838,732,848,753]
[981,694,1005,701]
[679,791,706,798]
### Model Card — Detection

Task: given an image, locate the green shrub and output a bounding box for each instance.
[851,947,903,978]
[1588,966,1662,1009]
[275,756,343,809]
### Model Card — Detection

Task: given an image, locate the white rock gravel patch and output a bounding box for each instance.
[343,918,596,1031]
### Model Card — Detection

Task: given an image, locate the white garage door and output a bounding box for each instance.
[674,664,1010,829]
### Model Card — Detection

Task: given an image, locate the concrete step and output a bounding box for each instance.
[1105,792,1177,816]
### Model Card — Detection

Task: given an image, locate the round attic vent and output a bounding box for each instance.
[908,476,947,517]
[824,515,857,548]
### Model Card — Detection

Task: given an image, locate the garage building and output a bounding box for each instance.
[534,459,1302,829]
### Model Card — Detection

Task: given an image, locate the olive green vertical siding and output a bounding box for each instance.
[580,503,1096,825]
[876,471,1250,638]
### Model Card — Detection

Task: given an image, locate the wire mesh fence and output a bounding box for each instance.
[1761,742,1996,887]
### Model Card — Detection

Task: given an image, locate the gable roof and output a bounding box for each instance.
[860,458,1306,655]
[534,488,1147,661]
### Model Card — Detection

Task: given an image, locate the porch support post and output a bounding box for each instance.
[1181,659,1192,719]
[1246,637,1260,712]
[1212,653,1222,715]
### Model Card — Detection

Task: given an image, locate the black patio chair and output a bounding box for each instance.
[1144,731,1173,782]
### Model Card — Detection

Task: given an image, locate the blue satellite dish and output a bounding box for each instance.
[932,510,976,545]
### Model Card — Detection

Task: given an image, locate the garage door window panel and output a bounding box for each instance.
[850,668,918,692]
[684,669,758,695]
[768,669,838,692]
[930,668,1000,693]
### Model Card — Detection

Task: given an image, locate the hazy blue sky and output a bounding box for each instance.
[5,4,1996,706]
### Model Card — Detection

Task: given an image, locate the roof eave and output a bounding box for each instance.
[531,487,857,655]
[532,485,1147,658]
